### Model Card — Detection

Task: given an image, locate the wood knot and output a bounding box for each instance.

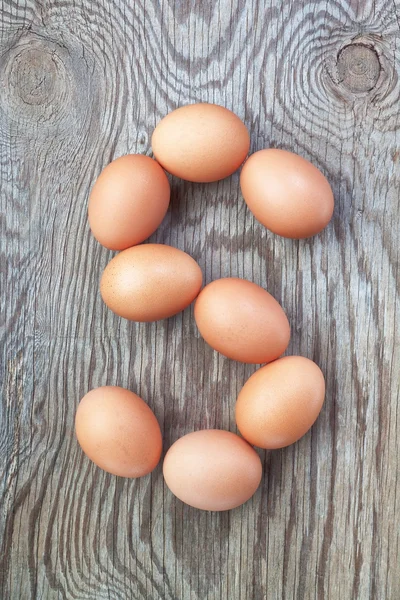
[0,29,104,147]
[9,48,60,106]
[337,43,381,93]
[0,38,71,129]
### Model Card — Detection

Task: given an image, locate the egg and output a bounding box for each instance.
[88,154,170,250]
[75,386,162,477]
[151,103,250,182]
[240,149,334,238]
[163,430,262,511]
[235,356,325,449]
[194,277,290,363]
[100,243,202,321]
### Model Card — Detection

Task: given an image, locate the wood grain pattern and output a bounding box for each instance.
[1,0,399,598]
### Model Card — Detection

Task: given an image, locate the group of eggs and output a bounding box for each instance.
[75,103,334,511]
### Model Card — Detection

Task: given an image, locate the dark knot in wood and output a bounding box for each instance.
[8,48,60,106]
[337,43,381,93]
[0,38,78,131]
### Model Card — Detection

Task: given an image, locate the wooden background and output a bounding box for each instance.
[1,0,399,598]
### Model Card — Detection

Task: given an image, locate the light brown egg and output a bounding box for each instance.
[163,430,262,511]
[240,149,334,239]
[88,154,170,250]
[151,103,250,182]
[235,356,325,449]
[75,386,162,477]
[194,278,290,364]
[100,244,202,321]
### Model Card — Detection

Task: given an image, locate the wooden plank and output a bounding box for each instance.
[0,0,399,598]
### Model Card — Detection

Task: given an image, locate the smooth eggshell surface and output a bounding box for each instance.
[194,277,290,363]
[100,244,203,321]
[88,154,170,250]
[152,103,250,182]
[163,430,262,511]
[75,386,162,477]
[235,356,325,449]
[240,149,334,239]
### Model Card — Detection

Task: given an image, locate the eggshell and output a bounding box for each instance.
[235,356,325,449]
[163,430,262,511]
[100,244,202,321]
[152,103,250,182]
[194,277,290,363]
[240,149,334,238]
[75,386,162,477]
[88,154,170,250]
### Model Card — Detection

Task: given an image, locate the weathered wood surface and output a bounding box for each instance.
[1,0,399,598]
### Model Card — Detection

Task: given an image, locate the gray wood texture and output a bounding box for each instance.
[1,0,399,598]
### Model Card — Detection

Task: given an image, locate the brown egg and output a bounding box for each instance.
[88,154,170,250]
[100,243,202,321]
[235,356,325,449]
[240,149,334,238]
[163,430,262,511]
[152,103,250,182]
[75,386,162,477]
[194,278,290,363]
